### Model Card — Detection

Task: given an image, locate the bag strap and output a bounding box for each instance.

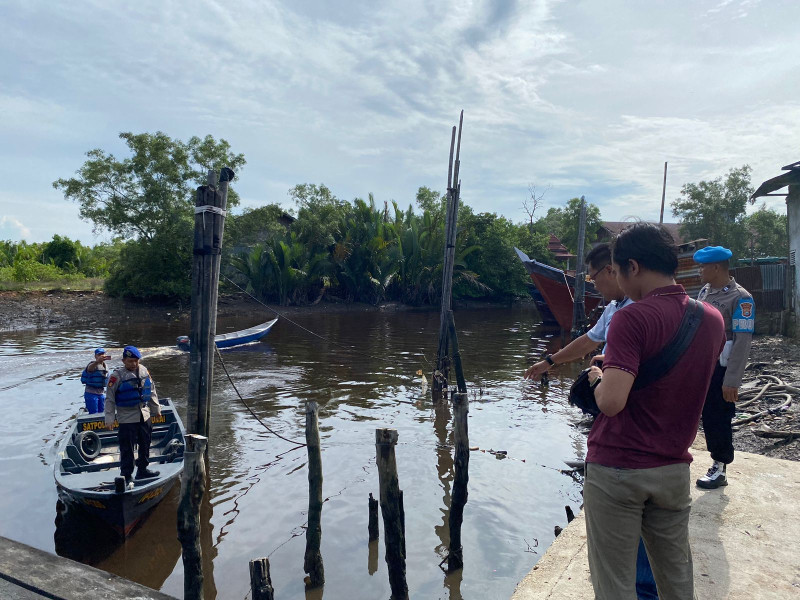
[632,298,705,390]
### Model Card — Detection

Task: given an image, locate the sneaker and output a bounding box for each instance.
[124,475,135,489]
[696,461,727,489]
[135,468,160,480]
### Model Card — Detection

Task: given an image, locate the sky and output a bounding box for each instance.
[1,0,799,243]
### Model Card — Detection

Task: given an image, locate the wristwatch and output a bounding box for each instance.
[544,354,555,366]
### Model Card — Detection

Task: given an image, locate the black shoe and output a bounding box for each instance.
[135,468,160,480]
[696,461,727,489]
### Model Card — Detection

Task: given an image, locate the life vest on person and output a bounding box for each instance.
[115,370,152,408]
[80,364,108,389]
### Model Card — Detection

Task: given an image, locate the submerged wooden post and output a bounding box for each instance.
[447,392,469,571]
[178,434,208,600]
[187,168,234,437]
[368,493,379,541]
[304,402,324,588]
[376,428,408,600]
[446,310,466,394]
[249,558,275,600]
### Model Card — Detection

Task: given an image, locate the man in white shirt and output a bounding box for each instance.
[524,243,631,379]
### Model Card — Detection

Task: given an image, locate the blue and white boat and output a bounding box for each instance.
[176,317,278,351]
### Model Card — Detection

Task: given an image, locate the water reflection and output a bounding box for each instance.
[1,305,588,600]
[54,488,182,590]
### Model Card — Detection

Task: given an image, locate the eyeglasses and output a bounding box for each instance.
[588,265,608,282]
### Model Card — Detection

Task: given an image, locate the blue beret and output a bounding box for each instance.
[693,246,732,264]
[94,347,106,355]
[123,345,142,359]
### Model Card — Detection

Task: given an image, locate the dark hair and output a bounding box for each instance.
[586,243,611,270]
[612,223,678,277]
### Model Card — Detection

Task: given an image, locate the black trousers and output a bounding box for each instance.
[118,416,152,477]
[701,364,736,464]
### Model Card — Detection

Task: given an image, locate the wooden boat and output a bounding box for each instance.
[515,248,603,331]
[53,398,185,537]
[176,317,278,350]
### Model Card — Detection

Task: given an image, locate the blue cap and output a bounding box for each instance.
[94,347,106,355]
[122,345,142,359]
[693,246,732,264]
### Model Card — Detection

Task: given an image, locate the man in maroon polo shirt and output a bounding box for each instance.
[585,223,725,599]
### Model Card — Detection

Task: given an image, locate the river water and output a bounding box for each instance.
[0,305,587,599]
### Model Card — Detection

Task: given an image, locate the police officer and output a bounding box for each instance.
[694,246,755,489]
[105,345,161,485]
[81,348,110,413]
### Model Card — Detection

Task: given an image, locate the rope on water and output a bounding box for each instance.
[215,345,307,448]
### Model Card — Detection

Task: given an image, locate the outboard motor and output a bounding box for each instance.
[176,335,191,351]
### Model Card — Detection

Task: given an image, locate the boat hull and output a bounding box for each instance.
[515,248,602,331]
[54,398,186,537]
[177,317,278,350]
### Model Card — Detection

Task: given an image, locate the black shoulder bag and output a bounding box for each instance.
[568,299,705,417]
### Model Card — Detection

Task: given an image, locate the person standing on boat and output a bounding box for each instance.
[585,223,725,599]
[105,345,161,485]
[523,244,632,379]
[693,246,755,490]
[81,348,110,414]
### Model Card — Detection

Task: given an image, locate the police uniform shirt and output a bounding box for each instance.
[586,297,634,353]
[104,365,161,426]
[84,361,107,395]
[697,277,755,388]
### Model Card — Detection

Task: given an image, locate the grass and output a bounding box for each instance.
[0,278,106,292]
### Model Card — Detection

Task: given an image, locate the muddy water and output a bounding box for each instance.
[0,306,587,599]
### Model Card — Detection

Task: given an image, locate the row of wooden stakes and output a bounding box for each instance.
[244,393,470,600]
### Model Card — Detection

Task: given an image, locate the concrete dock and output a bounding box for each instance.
[512,439,800,599]
[0,535,176,600]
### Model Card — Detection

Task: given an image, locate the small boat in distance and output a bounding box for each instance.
[176,317,278,351]
[515,247,603,331]
[53,398,185,537]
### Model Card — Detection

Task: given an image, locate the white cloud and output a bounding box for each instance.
[0,216,32,239]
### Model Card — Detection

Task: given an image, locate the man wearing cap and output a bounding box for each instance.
[693,245,755,489]
[80,348,110,413]
[105,346,161,485]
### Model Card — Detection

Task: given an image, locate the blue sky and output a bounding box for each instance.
[1,0,798,243]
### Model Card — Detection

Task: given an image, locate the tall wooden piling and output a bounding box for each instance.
[446,310,466,394]
[434,112,464,401]
[249,558,275,600]
[571,195,588,339]
[178,434,208,600]
[447,392,469,571]
[376,428,408,600]
[304,402,324,588]
[188,168,234,437]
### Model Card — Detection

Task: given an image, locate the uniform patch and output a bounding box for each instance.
[109,375,118,385]
[732,297,756,333]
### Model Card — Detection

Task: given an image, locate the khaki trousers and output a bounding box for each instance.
[584,462,694,600]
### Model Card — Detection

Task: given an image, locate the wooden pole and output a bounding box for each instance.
[178,434,208,600]
[376,428,408,600]
[187,168,233,438]
[571,196,588,339]
[446,310,466,394]
[659,161,668,224]
[249,558,275,600]
[434,112,464,401]
[368,493,379,541]
[447,392,469,571]
[304,401,324,588]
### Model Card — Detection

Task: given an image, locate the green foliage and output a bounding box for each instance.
[671,165,754,260]
[532,198,602,254]
[105,227,193,299]
[0,236,120,285]
[226,204,288,248]
[53,132,246,299]
[742,203,788,259]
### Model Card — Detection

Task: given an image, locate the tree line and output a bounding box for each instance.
[4,132,785,302]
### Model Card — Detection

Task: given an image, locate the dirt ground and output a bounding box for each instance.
[728,336,800,462]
